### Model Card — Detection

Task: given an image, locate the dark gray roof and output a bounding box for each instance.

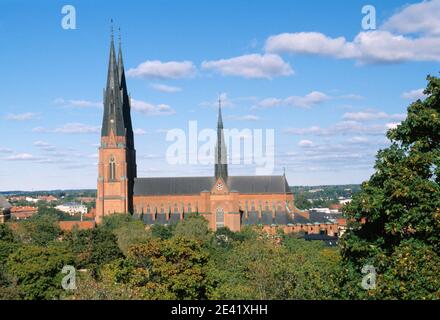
[133,175,291,196]
[0,196,11,209]
[228,176,290,194]
[134,177,215,196]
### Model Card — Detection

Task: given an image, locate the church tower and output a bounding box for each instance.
[96,28,136,223]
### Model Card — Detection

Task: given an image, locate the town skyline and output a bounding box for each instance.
[1,0,439,191]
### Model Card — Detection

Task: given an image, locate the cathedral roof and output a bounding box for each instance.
[133,175,291,196]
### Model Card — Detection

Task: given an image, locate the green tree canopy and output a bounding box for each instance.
[340,75,440,299]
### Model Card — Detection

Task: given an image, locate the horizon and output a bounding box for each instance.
[1,0,439,190]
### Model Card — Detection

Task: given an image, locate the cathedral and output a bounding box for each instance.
[96,32,326,233]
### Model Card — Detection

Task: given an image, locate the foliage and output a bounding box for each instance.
[173,216,211,243]
[340,75,440,299]
[64,228,123,274]
[150,224,174,240]
[14,213,61,245]
[6,244,74,300]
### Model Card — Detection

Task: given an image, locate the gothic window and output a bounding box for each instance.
[265,201,270,211]
[216,207,224,229]
[251,201,255,211]
[188,203,192,213]
[146,206,151,214]
[109,156,116,181]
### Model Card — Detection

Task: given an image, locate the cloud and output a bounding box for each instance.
[33,123,99,134]
[0,148,12,153]
[54,98,102,108]
[201,54,293,79]
[285,121,393,137]
[5,112,39,121]
[266,30,440,63]
[253,91,329,109]
[402,88,426,100]
[34,140,56,151]
[342,111,406,121]
[150,83,182,93]
[347,136,370,144]
[227,114,260,121]
[127,60,196,79]
[265,1,440,65]
[134,128,147,135]
[5,153,38,161]
[382,0,440,35]
[200,93,234,109]
[131,99,175,116]
[298,139,314,148]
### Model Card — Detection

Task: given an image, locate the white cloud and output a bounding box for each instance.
[266,30,440,63]
[342,111,406,121]
[253,91,329,109]
[150,83,182,93]
[227,114,260,121]
[402,88,426,100]
[131,99,175,116]
[382,0,440,35]
[200,93,234,109]
[34,140,56,151]
[33,123,99,134]
[127,60,196,79]
[201,54,293,79]
[0,148,12,153]
[5,153,38,161]
[266,32,356,58]
[285,121,393,137]
[54,98,102,108]
[348,136,369,144]
[134,128,147,135]
[5,112,39,121]
[298,139,314,148]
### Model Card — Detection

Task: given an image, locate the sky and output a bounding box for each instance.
[0,0,439,191]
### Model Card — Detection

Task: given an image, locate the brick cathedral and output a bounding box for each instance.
[96,32,337,234]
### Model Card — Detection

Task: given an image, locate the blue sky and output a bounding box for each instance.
[1,0,439,191]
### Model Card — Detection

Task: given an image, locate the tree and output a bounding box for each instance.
[173,216,211,243]
[6,245,74,300]
[14,214,61,246]
[150,224,174,240]
[110,237,210,300]
[340,75,440,299]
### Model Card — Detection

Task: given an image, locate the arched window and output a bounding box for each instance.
[109,156,116,181]
[187,203,192,213]
[216,207,224,229]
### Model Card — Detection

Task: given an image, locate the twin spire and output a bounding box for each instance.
[101,24,134,148]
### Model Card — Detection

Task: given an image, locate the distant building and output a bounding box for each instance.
[56,202,88,215]
[0,196,12,223]
[37,195,58,202]
[11,206,38,220]
[25,197,40,203]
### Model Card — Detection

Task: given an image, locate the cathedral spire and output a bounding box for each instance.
[215,95,228,181]
[101,22,125,137]
[117,27,135,149]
